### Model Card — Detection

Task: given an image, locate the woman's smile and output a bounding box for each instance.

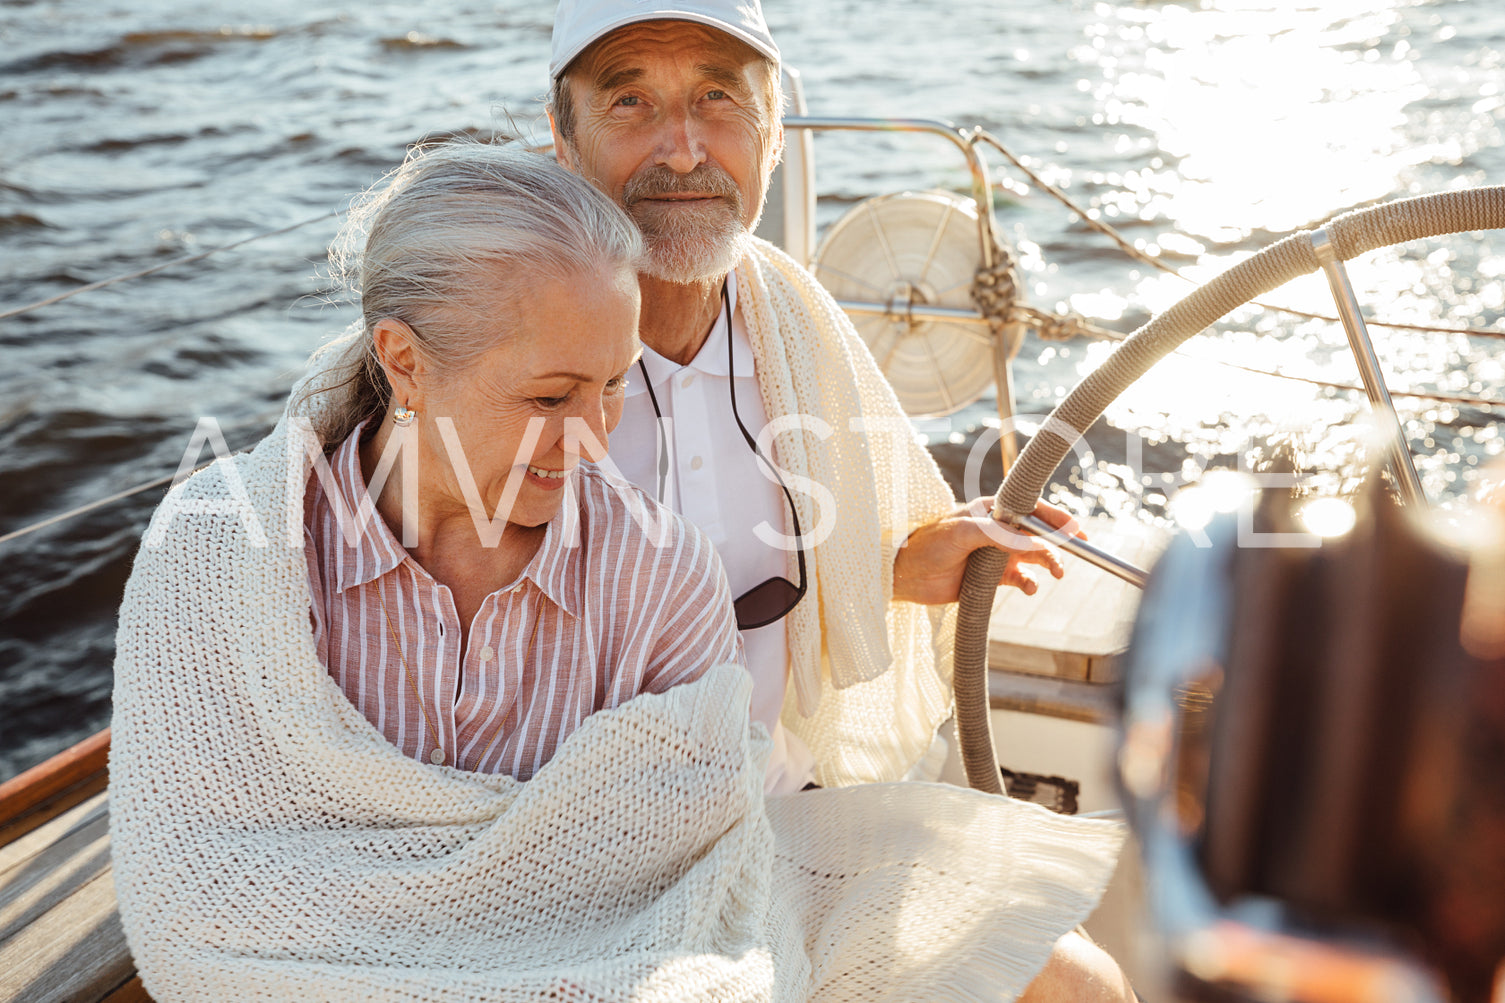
[525,463,573,488]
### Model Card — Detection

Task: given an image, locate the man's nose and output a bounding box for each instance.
[653,106,707,174]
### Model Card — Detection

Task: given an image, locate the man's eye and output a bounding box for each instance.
[616,95,640,107]
[704,89,727,100]
[606,376,629,393]
[535,395,569,408]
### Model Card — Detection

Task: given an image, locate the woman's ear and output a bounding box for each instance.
[371,318,427,411]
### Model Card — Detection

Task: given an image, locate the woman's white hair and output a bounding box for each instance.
[307,141,644,442]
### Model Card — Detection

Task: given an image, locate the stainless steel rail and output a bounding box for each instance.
[781,116,1000,270]
[833,299,990,327]
[783,115,1021,471]
[1011,513,1150,589]
[1310,227,1427,506]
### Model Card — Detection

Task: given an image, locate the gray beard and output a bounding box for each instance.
[619,162,761,285]
[632,207,752,285]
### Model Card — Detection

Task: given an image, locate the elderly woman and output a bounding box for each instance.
[111,143,1123,1002]
[294,143,742,777]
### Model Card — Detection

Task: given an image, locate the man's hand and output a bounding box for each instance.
[891,498,1085,605]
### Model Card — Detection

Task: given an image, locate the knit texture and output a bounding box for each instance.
[110,414,1124,1001]
[735,240,961,787]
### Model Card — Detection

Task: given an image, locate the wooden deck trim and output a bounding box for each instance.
[0,791,146,1003]
[100,975,151,1003]
[0,730,112,849]
[0,732,149,1002]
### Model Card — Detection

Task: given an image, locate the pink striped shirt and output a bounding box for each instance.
[302,426,744,779]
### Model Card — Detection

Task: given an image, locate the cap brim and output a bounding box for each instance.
[550,10,780,80]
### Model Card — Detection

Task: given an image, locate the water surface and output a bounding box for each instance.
[2,0,1501,779]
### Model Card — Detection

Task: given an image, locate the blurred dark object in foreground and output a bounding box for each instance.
[1000,766,1080,815]
[1119,476,1505,1003]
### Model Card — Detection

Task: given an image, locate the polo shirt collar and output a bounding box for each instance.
[625,271,754,398]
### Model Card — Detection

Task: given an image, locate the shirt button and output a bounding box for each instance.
[690,455,704,470]
[429,749,445,765]
[681,373,695,389]
[479,645,495,662]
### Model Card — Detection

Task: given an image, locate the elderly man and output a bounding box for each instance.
[546,3,1136,1000]
[547,0,1075,794]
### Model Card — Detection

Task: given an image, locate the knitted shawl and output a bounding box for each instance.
[109,417,1125,1001]
[735,239,960,786]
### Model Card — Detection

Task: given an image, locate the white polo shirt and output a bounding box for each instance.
[609,272,817,794]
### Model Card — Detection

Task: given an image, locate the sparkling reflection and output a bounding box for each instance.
[1033,0,1505,525]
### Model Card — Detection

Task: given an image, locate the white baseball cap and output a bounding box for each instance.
[549,0,780,81]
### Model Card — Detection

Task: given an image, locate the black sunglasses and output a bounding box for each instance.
[636,283,807,631]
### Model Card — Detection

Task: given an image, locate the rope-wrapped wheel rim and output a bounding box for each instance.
[953,184,1505,795]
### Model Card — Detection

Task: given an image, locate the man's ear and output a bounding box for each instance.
[546,107,576,170]
[371,318,427,411]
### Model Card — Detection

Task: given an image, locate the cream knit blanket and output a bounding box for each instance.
[735,239,961,787]
[110,418,1124,1001]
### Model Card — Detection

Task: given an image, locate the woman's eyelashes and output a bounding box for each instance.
[531,375,628,410]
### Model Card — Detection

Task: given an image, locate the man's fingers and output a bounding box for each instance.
[963,496,1088,545]
[1000,563,1044,594]
[963,515,1046,552]
[1007,546,1065,580]
[1031,499,1088,541]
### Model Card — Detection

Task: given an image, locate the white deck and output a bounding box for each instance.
[987,514,1169,684]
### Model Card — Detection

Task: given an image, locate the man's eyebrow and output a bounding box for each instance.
[697,63,750,93]
[594,66,644,92]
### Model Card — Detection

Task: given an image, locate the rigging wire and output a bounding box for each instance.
[0,211,342,322]
[1017,305,1505,410]
[971,128,1505,342]
[0,438,266,547]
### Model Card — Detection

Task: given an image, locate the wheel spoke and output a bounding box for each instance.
[868,321,905,372]
[815,263,884,296]
[921,333,957,413]
[917,200,957,287]
[868,205,903,282]
[934,320,995,347]
[931,275,976,300]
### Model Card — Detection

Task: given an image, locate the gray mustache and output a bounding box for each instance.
[622,165,742,209]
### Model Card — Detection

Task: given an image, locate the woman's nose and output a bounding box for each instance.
[562,405,610,463]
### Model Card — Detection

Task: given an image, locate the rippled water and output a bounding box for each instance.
[2,0,1502,780]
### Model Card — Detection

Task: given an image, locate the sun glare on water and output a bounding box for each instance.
[1045,0,1505,517]
[1106,0,1427,236]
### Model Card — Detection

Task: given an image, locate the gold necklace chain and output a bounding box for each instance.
[376,574,539,771]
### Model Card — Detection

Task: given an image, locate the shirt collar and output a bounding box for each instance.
[625,271,754,397]
[327,424,407,595]
[525,472,584,619]
[327,421,583,619]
